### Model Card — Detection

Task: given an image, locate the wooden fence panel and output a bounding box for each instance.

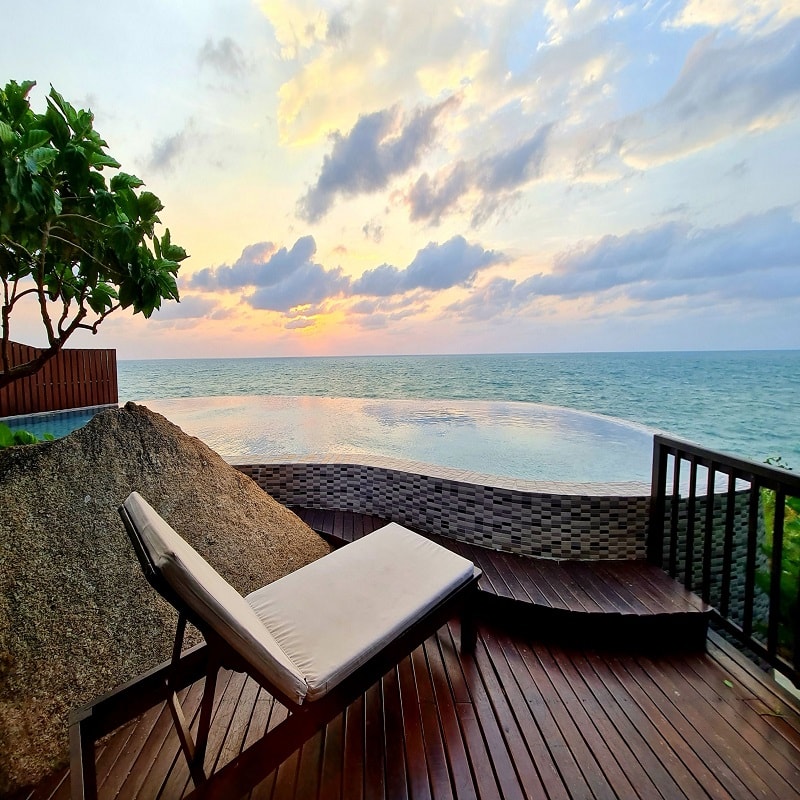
[0,341,118,417]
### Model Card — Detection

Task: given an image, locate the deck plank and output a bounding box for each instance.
[397,655,433,800]
[318,714,344,800]
[380,666,409,800]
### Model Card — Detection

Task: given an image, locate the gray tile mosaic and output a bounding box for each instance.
[233,455,650,561]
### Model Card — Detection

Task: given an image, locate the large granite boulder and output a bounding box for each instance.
[0,402,330,796]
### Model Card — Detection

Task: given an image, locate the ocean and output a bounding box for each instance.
[117,351,800,470]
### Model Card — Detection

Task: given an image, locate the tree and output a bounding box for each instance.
[0,80,188,390]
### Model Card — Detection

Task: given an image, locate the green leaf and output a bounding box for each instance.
[2,80,36,123]
[88,151,121,170]
[723,679,734,689]
[0,120,16,145]
[0,423,14,448]
[47,86,79,129]
[22,129,52,150]
[43,103,70,147]
[87,282,118,313]
[161,229,188,263]
[137,191,163,221]
[24,146,58,174]
[110,172,144,191]
[12,429,39,445]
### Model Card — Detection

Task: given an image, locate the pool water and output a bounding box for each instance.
[2,396,656,484]
[151,396,654,484]
[2,405,115,440]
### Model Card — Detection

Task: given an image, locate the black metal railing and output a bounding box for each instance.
[649,434,800,687]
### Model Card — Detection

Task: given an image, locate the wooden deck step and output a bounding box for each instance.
[293,506,712,650]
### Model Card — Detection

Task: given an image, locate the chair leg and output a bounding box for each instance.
[165,614,218,787]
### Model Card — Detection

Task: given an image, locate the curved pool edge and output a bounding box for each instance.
[230,451,652,497]
[233,455,652,561]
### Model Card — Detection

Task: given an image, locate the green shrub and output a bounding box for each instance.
[757,458,799,657]
[0,422,54,448]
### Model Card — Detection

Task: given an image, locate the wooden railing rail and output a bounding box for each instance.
[649,433,800,686]
[0,341,118,417]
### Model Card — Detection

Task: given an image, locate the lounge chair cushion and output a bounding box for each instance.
[122,492,307,704]
[246,522,475,701]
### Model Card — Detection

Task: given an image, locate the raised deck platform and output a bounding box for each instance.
[294,507,712,649]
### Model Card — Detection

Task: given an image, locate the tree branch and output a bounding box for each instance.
[1,276,10,376]
[0,344,65,392]
[54,213,113,229]
[36,222,56,345]
[47,233,108,270]
[76,303,121,334]
[0,235,35,263]
[6,286,40,306]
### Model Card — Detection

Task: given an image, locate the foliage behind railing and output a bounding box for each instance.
[0,341,117,417]
[648,434,800,687]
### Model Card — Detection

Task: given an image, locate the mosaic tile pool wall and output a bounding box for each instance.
[235,456,651,560]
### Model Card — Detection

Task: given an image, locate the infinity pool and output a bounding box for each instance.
[150,396,654,484]
[3,396,656,484]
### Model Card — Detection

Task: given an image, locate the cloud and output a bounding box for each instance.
[151,294,220,322]
[249,262,349,311]
[285,317,316,329]
[407,124,553,225]
[407,163,472,225]
[446,277,521,321]
[198,37,247,76]
[265,0,484,145]
[448,206,800,322]
[352,236,506,295]
[362,220,384,243]
[297,97,457,222]
[547,206,800,291]
[190,237,317,290]
[259,0,329,59]
[146,122,194,174]
[192,233,504,314]
[190,234,350,312]
[326,8,351,43]
[666,0,800,33]
[582,20,800,173]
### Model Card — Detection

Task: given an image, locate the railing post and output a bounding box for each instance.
[767,489,786,661]
[647,436,668,566]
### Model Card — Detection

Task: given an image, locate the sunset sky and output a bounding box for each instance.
[3,0,799,358]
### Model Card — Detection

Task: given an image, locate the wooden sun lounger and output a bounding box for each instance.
[69,492,480,799]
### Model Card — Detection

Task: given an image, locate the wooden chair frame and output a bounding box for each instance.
[69,506,480,799]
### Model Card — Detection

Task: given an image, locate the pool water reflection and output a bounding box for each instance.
[142,396,655,484]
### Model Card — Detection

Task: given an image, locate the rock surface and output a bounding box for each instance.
[0,402,330,796]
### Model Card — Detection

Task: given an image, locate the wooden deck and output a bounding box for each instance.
[26,625,800,800]
[296,508,711,649]
[24,510,800,800]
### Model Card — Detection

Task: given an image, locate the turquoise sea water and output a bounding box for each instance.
[115,351,800,469]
